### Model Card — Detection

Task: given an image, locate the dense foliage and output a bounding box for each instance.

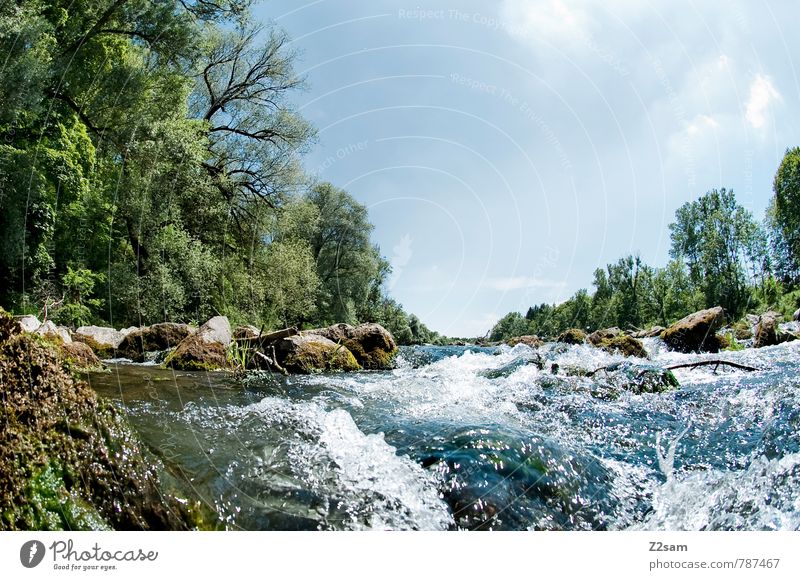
[0,0,438,344]
[491,177,800,342]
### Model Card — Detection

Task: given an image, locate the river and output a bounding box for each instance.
[87,337,800,530]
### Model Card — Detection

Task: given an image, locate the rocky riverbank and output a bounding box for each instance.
[10,314,398,375]
[499,306,798,359]
[0,309,211,531]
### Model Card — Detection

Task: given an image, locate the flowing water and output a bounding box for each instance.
[88,337,800,531]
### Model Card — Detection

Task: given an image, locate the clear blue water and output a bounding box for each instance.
[89,338,800,530]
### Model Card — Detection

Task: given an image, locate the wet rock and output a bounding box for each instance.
[506,335,544,348]
[630,326,666,339]
[14,314,41,333]
[731,320,753,340]
[481,353,544,379]
[596,335,648,359]
[60,342,105,372]
[557,328,587,345]
[588,327,621,345]
[662,306,725,353]
[0,309,201,530]
[165,316,233,371]
[310,323,397,370]
[117,323,195,362]
[595,362,680,394]
[273,333,361,374]
[754,312,796,348]
[73,326,126,358]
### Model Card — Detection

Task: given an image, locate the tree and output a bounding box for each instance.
[193,22,314,233]
[306,183,386,324]
[489,312,529,341]
[770,147,800,284]
[669,188,763,318]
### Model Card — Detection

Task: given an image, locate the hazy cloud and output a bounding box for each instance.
[746,74,780,130]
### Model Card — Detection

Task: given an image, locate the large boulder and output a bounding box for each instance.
[556,328,587,345]
[117,323,195,362]
[662,307,725,353]
[754,311,796,348]
[73,325,126,358]
[0,309,200,530]
[165,316,233,371]
[273,333,361,374]
[587,328,621,346]
[506,335,544,348]
[596,335,648,359]
[60,342,104,372]
[34,320,72,344]
[794,308,800,322]
[310,323,397,370]
[14,314,41,333]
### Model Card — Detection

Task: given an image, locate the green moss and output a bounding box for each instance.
[557,329,587,344]
[597,335,648,358]
[284,341,361,374]
[340,338,396,370]
[164,336,230,371]
[0,308,207,531]
[74,335,115,359]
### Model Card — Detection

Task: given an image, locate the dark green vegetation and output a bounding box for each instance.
[491,162,800,341]
[0,309,207,530]
[0,0,440,345]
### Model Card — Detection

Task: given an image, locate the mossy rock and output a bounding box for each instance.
[72,334,116,359]
[662,306,725,353]
[556,328,587,344]
[595,362,680,395]
[117,323,194,362]
[274,334,361,374]
[164,335,231,371]
[596,335,648,358]
[0,309,204,530]
[587,328,621,346]
[60,342,106,372]
[310,323,397,370]
[506,335,544,348]
[731,320,753,340]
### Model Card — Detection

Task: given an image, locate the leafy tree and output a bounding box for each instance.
[770,147,800,283]
[669,188,763,318]
[489,312,529,341]
[305,183,387,324]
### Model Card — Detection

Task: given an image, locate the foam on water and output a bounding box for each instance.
[94,337,800,530]
[232,397,453,530]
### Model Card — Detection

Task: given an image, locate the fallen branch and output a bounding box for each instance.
[665,360,759,372]
[253,350,288,376]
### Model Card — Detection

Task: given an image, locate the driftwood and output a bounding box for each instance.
[665,360,759,372]
[236,326,299,349]
[253,350,288,376]
[586,359,759,377]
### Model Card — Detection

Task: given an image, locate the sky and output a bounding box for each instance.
[254,0,799,337]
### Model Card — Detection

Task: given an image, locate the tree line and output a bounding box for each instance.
[0,0,439,344]
[490,153,800,342]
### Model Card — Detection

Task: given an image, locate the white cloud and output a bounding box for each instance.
[484,276,568,291]
[500,0,592,44]
[745,74,780,129]
[686,114,719,136]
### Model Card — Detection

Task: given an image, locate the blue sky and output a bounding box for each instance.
[255,0,799,337]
